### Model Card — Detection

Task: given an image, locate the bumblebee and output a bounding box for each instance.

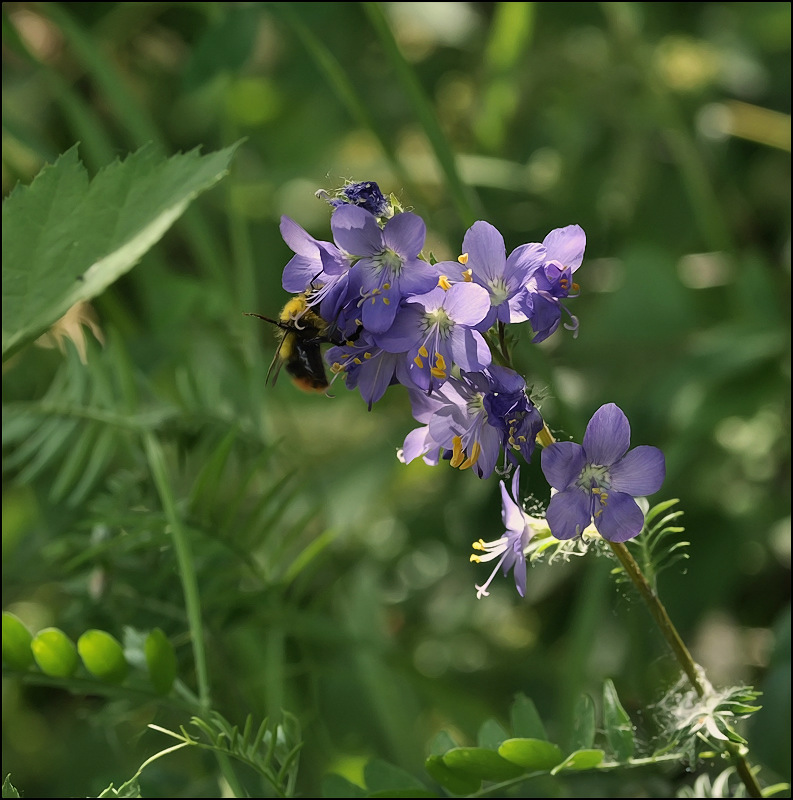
[246,294,337,392]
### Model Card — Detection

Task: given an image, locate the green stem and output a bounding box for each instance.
[144,432,211,711]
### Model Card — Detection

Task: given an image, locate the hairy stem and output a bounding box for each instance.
[609,541,763,798]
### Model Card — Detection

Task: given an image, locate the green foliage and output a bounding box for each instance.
[627,499,689,591]
[143,628,178,696]
[1,612,33,671]
[2,143,240,361]
[149,712,302,798]
[77,629,128,684]
[2,775,20,799]
[30,627,79,677]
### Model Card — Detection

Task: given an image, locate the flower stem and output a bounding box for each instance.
[608,541,763,798]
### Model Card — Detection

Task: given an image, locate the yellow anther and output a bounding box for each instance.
[438,275,453,290]
[458,253,469,265]
[472,539,486,551]
[414,354,424,368]
[331,362,344,373]
[353,357,362,365]
[430,367,446,379]
[435,353,446,371]
[363,352,372,359]
[383,282,391,290]
[450,436,466,468]
[383,297,390,305]
[461,268,473,282]
[418,345,429,358]
[460,441,481,470]
[470,554,482,563]
[572,282,580,292]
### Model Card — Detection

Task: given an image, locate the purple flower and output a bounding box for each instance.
[457,221,546,330]
[326,332,411,409]
[399,367,543,479]
[279,216,349,295]
[520,224,586,343]
[376,283,491,392]
[330,205,440,334]
[541,403,665,543]
[470,467,543,598]
[278,216,358,333]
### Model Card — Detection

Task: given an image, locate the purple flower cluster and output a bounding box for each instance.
[269,181,666,598]
[277,181,584,479]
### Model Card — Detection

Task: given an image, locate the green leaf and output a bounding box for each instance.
[144,628,177,695]
[321,774,366,798]
[497,738,564,771]
[602,679,635,760]
[569,694,596,751]
[550,749,605,774]
[441,747,524,782]
[424,755,481,796]
[2,142,240,361]
[477,717,509,750]
[509,693,547,740]
[31,627,79,677]
[77,629,128,684]
[2,612,34,671]
[2,775,21,799]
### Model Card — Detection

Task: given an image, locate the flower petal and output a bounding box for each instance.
[546,488,590,540]
[462,221,506,282]
[594,491,645,542]
[449,327,492,373]
[382,211,426,257]
[543,225,586,271]
[331,205,382,256]
[541,441,586,490]
[500,474,524,533]
[610,446,666,497]
[442,282,491,325]
[582,403,630,466]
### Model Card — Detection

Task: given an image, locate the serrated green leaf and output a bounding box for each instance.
[569,694,596,751]
[321,774,366,798]
[364,759,427,792]
[144,628,177,695]
[602,680,635,760]
[441,747,524,781]
[2,142,240,360]
[2,612,34,671]
[550,749,605,774]
[497,738,564,771]
[31,627,79,677]
[424,755,481,795]
[477,717,509,750]
[77,629,128,684]
[2,774,21,799]
[509,693,547,740]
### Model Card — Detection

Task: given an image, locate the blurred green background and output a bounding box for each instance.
[2,2,790,797]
